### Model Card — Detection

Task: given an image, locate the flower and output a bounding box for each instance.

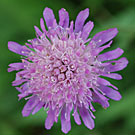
[8,7,128,134]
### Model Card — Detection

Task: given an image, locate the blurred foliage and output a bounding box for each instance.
[0,0,135,135]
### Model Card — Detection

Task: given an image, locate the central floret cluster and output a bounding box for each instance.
[25,30,99,109]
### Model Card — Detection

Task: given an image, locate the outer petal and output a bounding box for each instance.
[12,71,28,86]
[8,63,25,72]
[79,106,94,130]
[105,57,128,72]
[73,106,81,125]
[12,78,28,86]
[16,83,28,92]
[43,7,56,28]
[81,21,94,40]
[59,8,69,28]
[61,106,71,134]
[74,111,81,125]
[69,21,74,34]
[34,26,42,36]
[93,40,112,56]
[92,28,118,46]
[75,8,89,33]
[98,48,124,61]
[8,41,30,56]
[40,18,46,33]
[92,92,109,108]
[101,73,122,80]
[99,85,122,101]
[98,77,118,90]
[18,92,30,100]
[32,102,44,115]
[22,96,39,117]
[45,108,55,129]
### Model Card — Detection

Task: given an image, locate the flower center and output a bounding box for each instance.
[48,57,75,84]
[25,31,100,106]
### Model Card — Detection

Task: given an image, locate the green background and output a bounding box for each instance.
[0,0,135,135]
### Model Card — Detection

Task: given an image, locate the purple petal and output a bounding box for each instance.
[43,7,56,28]
[45,108,55,129]
[98,48,124,61]
[12,71,28,86]
[69,21,74,34]
[81,21,94,40]
[75,8,89,33]
[21,83,28,92]
[92,28,118,46]
[34,26,42,36]
[8,41,30,56]
[15,87,22,92]
[40,18,46,33]
[59,8,69,28]
[98,77,118,90]
[74,111,81,125]
[92,91,109,108]
[22,96,39,117]
[32,102,44,115]
[18,92,30,100]
[99,85,122,101]
[105,57,128,72]
[73,106,81,125]
[61,106,71,134]
[102,73,122,80]
[12,79,28,86]
[79,106,94,130]
[16,83,28,92]
[93,41,112,56]
[8,63,25,72]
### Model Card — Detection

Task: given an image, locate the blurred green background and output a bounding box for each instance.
[0,0,135,135]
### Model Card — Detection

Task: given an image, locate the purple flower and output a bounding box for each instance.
[8,7,128,134]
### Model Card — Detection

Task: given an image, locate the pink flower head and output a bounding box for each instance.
[8,7,128,133]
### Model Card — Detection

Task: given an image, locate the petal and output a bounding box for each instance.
[73,106,81,125]
[98,77,118,90]
[105,57,128,72]
[59,8,69,28]
[93,40,112,56]
[8,63,24,72]
[8,41,22,54]
[15,83,28,92]
[34,26,42,36]
[75,8,89,33]
[79,106,94,130]
[61,106,71,134]
[22,96,39,117]
[98,48,124,61]
[99,85,122,101]
[45,108,55,129]
[8,41,30,56]
[21,83,29,92]
[12,71,28,86]
[92,91,109,108]
[69,21,74,34]
[12,79,28,86]
[40,18,46,33]
[18,92,30,100]
[101,73,122,80]
[32,102,44,115]
[43,7,56,28]
[81,21,94,40]
[92,28,118,46]
[74,111,81,125]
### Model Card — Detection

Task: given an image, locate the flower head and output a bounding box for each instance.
[8,7,128,133]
